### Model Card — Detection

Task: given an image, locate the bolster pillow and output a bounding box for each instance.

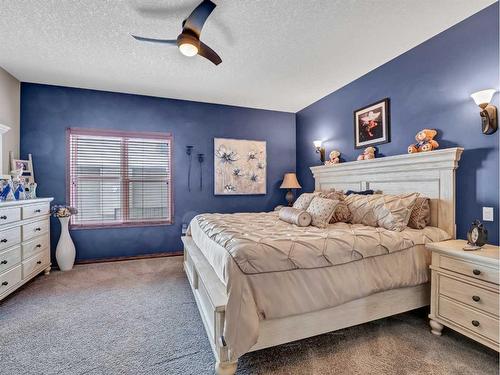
[279,207,312,227]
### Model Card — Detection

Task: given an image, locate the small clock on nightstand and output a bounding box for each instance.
[426,239,500,352]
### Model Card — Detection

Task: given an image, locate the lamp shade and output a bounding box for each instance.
[280,173,301,189]
[470,89,496,106]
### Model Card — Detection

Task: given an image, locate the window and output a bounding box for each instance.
[68,128,172,228]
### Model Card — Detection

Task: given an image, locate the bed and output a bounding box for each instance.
[182,147,463,375]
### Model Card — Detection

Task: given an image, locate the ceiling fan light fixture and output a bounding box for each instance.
[179,42,199,57]
[177,33,200,57]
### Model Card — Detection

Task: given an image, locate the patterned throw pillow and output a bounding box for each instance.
[306,197,339,228]
[293,192,319,210]
[330,201,351,223]
[345,193,419,231]
[407,197,431,229]
[316,190,345,201]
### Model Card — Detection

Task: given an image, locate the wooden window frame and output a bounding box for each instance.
[66,128,174,229]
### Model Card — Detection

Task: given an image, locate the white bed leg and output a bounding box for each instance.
[215,360,238,375]
[429,319,443,336]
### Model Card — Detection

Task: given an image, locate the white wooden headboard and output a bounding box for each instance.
[310,147,463,237]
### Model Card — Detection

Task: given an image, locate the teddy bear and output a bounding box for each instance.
[408,129,439,153]
[357,146,376,161]
[325,150,341,165]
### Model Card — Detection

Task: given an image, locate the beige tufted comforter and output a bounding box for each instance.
[188,211,450,360]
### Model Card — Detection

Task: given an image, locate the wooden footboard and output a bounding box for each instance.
[182,236,237,375]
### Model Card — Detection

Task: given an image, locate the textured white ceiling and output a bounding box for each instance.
[0,0,495,112]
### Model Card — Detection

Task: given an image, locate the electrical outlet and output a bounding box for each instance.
[483,207,494,222]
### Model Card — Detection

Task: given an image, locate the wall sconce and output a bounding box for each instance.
[313,140,326,163]
[470,89,497,135]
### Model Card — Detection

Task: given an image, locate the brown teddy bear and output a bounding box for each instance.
[357,146,376,160]
[325,150,341,165]
[408,129,439,153]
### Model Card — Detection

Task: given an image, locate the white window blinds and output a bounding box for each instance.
[68,129,172,228]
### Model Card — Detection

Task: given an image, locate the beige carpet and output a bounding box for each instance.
[0,256,498,375]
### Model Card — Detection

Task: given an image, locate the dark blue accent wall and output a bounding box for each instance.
[21,84,295,260]
[296,4,499,244]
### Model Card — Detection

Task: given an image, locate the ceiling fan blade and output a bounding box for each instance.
[131,35,177,45]
[183,0,216,37]
[198,41,222,65]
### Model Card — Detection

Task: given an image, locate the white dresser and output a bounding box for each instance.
[0,198,53,301]
[427,240,499,351]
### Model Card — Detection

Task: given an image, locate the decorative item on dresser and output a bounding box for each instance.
[426,239,500,351]
[0,198,54,302]
[279,173,301,206]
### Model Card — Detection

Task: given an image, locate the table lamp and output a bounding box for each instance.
[280,173,302,206]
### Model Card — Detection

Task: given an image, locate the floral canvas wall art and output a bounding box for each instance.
[214,138,266,195]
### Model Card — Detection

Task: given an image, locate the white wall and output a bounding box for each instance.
[0,67,20,174]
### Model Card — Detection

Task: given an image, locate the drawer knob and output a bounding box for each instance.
[0,215,7,220]
[472,295,481,302]
[471,320,480,327]
[34,209,41,213]
[36,244,42,248]
[1,239,7,243]
[36,260,42,265]
[0,260,7,265]
[1,281,8,286]
[472,269,481,275]
[34,227,41,231]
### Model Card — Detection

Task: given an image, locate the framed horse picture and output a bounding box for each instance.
[353,98,390,149]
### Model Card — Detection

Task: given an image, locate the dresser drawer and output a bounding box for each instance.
[0,226,21,251]
[22,234,50,260]
[22,251,49,278]
[22,202,50,220]
[0,207,21,226]
[440,255,499,284]
[439,295,499,344]
[0,246,21,274]
[440,275,499,316]
[0,265,22,295]
[22,219,49,242]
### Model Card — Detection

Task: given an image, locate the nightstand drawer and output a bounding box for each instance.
[439,295,499,344]
[440,275,499,316]
[440,255,499,284]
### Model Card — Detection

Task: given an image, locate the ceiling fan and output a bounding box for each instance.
[132,0,222,65]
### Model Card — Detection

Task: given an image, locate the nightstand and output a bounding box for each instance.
[426,240,499,351]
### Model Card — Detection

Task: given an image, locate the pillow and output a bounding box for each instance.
[293,192,319,210]
[344,189,375,196]
[345,192,419,231]
[306,197,339,228]
[407,197,431,229]
[330,201,351,223]
[278,207,312,227]
[316,190,345,201]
